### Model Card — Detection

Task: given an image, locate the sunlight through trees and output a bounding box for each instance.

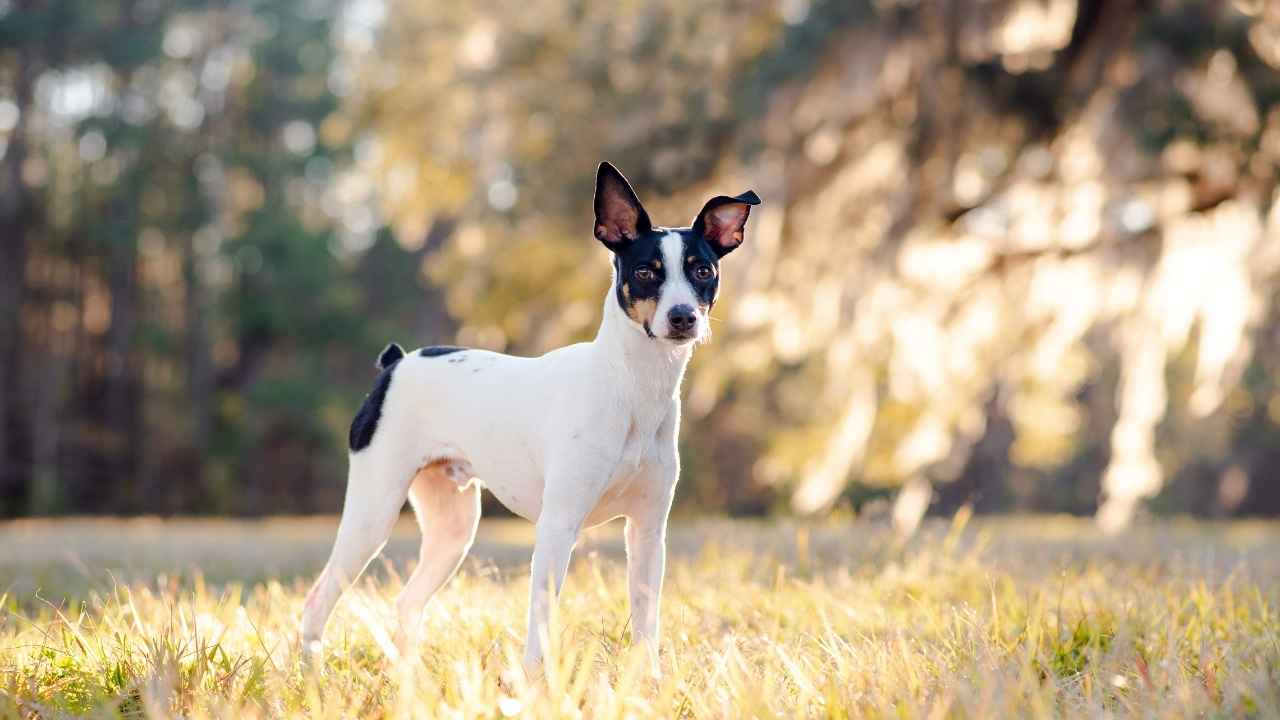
[2,1,1279,526]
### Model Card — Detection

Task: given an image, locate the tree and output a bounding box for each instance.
[0,0,439,516]
[353,0,1280,529]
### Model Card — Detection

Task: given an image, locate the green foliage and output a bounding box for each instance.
[4,1,1280,519]
[1037,615,1116,679]
[0,0,439,515]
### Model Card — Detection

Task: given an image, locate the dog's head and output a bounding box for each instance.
[594,162,760,345]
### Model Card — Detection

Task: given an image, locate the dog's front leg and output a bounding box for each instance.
[625,507,669,677]
[625,411,678,678]
[522,437,621,677]
[523,516,581,676]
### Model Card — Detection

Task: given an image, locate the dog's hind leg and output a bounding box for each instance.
[301,451,416,652]
[394,459,481,652]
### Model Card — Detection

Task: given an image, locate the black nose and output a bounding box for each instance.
[668,305,697,333]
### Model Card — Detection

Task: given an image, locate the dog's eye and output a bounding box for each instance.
[634,267,656,282]
[693,265,714,281]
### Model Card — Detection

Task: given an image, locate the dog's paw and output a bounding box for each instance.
[392,627,420,662]
[298,638,325,672]
[624,642,662,683]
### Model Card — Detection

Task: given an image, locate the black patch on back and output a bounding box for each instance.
[377,342,405,370]
[349,359,399,452]
[418,345,467,358]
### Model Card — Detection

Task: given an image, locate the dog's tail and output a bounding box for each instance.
[376,342,405,371]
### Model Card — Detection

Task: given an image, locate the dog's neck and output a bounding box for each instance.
[593,285,693,401]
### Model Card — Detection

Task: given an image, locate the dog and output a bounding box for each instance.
[300,162,759,676]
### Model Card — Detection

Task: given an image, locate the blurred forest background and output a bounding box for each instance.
[2,0,1279,529]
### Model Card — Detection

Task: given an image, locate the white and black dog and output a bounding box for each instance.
[301,162,759,675]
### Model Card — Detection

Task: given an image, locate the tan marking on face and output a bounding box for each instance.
[627,297,658,327]
[652,259,661,269]
[620,281,658,327]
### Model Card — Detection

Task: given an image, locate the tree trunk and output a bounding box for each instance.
[104,220,142,513]
[0,32,35,517]
[184,230,213,504]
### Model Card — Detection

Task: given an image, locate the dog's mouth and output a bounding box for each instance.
[643,320,698,344]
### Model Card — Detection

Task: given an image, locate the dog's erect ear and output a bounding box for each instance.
[693,190,761,257]
[594,162,651,251]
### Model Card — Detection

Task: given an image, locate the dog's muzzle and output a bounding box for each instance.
[665,304,698,341]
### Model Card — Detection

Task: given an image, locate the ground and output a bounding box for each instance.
[1,514,1278,718]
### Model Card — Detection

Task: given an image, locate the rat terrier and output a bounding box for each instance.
[301,162,759,676]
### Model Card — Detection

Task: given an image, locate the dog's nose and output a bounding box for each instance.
[668,305,697,334]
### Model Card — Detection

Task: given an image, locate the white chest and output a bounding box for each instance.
[617,405,668,474]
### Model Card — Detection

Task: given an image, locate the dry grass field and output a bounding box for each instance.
[2,514,1278,718]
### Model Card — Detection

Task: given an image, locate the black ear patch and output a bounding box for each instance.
[692,190,761,257]
[350,357,399,452]
[377,342,405,370]
[594,162,652,251]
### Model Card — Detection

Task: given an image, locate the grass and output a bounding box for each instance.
[1,513,1278,718]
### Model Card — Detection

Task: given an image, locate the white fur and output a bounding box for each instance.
[301,273,692,677]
